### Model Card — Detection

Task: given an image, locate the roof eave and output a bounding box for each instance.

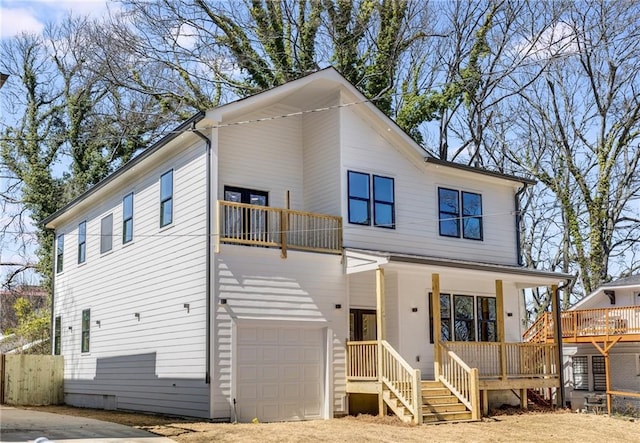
[424,157,536,185]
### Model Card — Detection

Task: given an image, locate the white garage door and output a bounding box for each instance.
[236,325,325,422]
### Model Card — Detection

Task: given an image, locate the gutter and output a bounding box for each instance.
[192,126,212,385]
[50,234,56,355]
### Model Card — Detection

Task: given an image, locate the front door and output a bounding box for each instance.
[224,186,269,241]
[350,309,377,341]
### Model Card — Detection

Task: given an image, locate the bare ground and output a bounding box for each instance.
[23,405,640,442]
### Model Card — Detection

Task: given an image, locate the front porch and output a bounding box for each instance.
[343,266,565,424]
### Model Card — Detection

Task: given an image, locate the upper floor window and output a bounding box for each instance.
[56,234,64,273]
[81,309,90,353]
[78,221,86,264]
[438,188,482,240]
[123,193,134,243]
[160,170,173,227]
[100,214,113,253]
[54,316,61,355]
[348,171,395,228]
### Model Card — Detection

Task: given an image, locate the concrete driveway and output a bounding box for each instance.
[0,406,176,443]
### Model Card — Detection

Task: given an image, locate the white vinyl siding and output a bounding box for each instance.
[212,245,346,421]
[339,102,519,265]
[53,138,209,417]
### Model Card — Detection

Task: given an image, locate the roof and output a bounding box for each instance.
[601,274,640,287]
[43,112,205,227]
[43,67,537,228]
[345,248,574,285]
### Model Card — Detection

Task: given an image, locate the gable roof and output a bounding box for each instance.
[44,67,535,228]
[570,274,640,310]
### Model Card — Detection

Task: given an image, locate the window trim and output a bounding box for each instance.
[160,170,173,228]
[81,309,90,353]
[123,192,134,244]
[56,234,64,273]
[54,316,61,355]
[429,292,497,343]
[100,214,113,254]
[78,221,86,264]
[572,355,589,391]
[438,187,483,241]
[348,170,395,228]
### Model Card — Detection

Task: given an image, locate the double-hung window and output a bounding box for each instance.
[430,293,497,343]
[78,221,86,264]
[573,356,588,390]
[438,188,482,240]
[100,214,113,253]
[348,171,395,228]
[160,170,173,227]
[81,309,90,353]
[56,234,64,273]
[123,193,134,243]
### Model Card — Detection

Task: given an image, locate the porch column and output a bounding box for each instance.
[551,284,564,408]
[495,280,507,381]
[376,267,386,417]
[432,273,441,379]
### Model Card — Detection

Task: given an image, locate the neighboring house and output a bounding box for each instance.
[43,68,571,424]
[527,275,640,412]
[0,285,48,333]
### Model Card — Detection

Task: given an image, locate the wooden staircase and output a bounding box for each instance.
[382,380,473,424]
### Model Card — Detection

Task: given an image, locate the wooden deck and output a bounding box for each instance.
[217,200,342,256]
[524,306,640,344]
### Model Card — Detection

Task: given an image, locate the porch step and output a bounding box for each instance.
[420,379,475,424]
[422,410,473,423]
[381,388,413,423]
[422,402,468,413]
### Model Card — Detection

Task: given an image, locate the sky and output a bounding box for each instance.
[0,0,110,39]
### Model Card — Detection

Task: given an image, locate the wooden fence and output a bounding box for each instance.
[0,354,64,405]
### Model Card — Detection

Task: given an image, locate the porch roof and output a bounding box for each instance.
[344,248,574,287]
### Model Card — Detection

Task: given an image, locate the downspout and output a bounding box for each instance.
[192,125,212,384]
[554,279,572,408]
[514,184,528,266]
[50,231,56,355]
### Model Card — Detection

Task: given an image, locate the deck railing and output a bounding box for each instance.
[218,201,342,256]
[524,306,640,342]
[443,342,558,380]
[437,342,480,420]
[347,340,422,424]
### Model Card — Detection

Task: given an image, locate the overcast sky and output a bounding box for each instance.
[1,0,111,38]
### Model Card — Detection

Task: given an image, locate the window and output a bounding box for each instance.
[81,309,90,353]
[592,356,606,391]
[123,193,134,243]
[100,214,113,253]
[56,234,64,273]
[78,221,86,264]
[223,186,268,240]
[348,171,395,228]
[160,170,173,227]
[54,316,61,355]
[350,309,377,341]
[438,188,483,240]
[429,293,497,343]
[573,356,588,390]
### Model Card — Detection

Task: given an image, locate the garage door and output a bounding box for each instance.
[236,325,325,422]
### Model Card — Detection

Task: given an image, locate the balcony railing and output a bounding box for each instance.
[524,306,640,343]
[217,201,343,256]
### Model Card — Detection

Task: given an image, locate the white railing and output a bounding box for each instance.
[437,342,480,420]
[346,340,378,380]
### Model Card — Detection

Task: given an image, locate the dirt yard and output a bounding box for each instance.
[24,405,639,442]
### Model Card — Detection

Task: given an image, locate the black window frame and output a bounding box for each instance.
[100,214,113,254]
[349,308,378,341]
[54,315,61,355]
[160,170,173,227]
[81,309,90,353]
[78,221,86,264]
[438,187,483,240]
[429,293,497,343]
[123,192,134,243]
[56,234,64,273]
[592,355,606,391]
[573,356,588,390]
[348,170,395,228]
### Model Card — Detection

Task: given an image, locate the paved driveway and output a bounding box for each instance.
[0,406,176,443]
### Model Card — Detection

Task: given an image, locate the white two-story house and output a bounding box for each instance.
[44,68,571,424]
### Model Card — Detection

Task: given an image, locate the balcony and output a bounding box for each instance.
[217,200,343,256]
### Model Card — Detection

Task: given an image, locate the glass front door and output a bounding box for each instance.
[224,186,268,241]
[350,309,377,341]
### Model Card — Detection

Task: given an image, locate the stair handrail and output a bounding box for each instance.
[379,340,422,424]
[523,312,551,342]
[437,341,480,420]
